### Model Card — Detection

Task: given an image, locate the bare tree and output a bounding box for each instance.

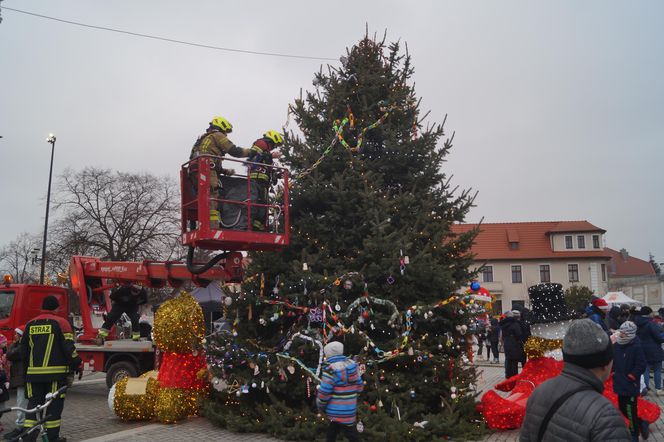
[0,232,41,283]
[50,167,182,271]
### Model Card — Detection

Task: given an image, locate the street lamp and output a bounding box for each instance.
[40,133,56,284]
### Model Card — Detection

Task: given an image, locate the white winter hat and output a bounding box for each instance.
[324,341,344,358]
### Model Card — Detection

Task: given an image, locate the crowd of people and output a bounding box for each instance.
[474,298,664,441]
[472,308,532,379]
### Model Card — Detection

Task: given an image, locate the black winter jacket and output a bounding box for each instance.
[632,315,664,364]
[613,337,646,397]
[607,306,622,331]
[499,317,525,361]
[487,319,500,344]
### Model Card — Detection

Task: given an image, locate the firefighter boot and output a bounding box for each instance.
[210,209,221,230]
[94,328,109,346]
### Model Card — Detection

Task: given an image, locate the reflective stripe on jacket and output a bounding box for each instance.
[21,314,80,382]
[190,130,250,159]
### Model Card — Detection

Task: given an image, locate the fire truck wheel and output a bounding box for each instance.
[106,361,139,388]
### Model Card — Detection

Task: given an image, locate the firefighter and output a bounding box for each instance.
[21,296,81,442]
[247,130,284,231]
[95,283,148,344]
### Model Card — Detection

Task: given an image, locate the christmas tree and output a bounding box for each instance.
[204,34,484,441]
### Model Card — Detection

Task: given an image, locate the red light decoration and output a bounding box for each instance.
[158,352,208,391]
[479,357,661,430]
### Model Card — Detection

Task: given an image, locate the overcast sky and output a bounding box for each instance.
[1,1,662,264]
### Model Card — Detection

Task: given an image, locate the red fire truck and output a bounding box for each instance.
[1,155,290,387]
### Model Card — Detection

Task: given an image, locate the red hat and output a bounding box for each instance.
[592,298,610,311]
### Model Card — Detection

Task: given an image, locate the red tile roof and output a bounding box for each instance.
[548,221,606,234]
[606,248,656,277]
[451,221,612,261]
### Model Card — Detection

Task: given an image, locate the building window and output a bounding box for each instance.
[512,300,525,310]
[577,235,585,249]
[493,300,503,315]
[540,264,551,283]
[509,241,519,250]
[481,266,493,283]
[568,264,579,282]
[511,265,522,283]
[601,263,607,282]
[593,235,600,248]
[565,235,573,249]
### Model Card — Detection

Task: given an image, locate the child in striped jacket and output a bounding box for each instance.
[316,341,364,442]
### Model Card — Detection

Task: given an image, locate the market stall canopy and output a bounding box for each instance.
[602,291,642,306]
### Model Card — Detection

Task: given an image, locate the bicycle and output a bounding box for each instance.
[0,384,68,442]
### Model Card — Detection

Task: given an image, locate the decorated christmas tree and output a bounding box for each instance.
[204,34,484,441]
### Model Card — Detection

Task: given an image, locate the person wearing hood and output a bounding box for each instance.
[632,306,664,395]
[500,311,525,378]
[608,305,624,332]
[613,321,648,442]
[587,298,611,335]
[316,341,363,442]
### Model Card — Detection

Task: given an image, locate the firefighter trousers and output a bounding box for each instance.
[101,303,140,338]
[23,380,66,442]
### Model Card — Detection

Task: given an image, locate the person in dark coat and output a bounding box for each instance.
[514,309,531,362]
[475,318,487,360]
[613,320,647,442]
[631,306,664,395]
[607,305,623,332]
[487,317,501,364]
[500,311,525,378]
[96,283,148,343]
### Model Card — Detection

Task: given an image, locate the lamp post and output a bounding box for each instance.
[40,133,56,284]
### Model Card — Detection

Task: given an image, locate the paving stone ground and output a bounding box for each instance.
[2,362,661,441]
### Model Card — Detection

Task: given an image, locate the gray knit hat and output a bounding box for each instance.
[618,321,637,343]
[323,341,344,358]
[562,319,613,369]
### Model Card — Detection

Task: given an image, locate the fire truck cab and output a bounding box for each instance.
[1,252,242,388]
[0,279,69,344]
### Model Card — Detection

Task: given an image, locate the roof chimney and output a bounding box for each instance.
[620,248,629,261]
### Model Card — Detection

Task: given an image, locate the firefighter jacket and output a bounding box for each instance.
[248,138,275,182]
[21,314,81,382]
[190,130,251,160]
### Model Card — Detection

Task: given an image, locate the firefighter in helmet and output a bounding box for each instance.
[247,130,284,231]
[190,117,280,229]
[21,296,81,442]
[95,283,148,344]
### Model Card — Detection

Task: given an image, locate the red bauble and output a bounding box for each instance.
[369,405,377,412]
[362,311,370,319]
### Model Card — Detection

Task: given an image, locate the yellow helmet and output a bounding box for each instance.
[210,116,233,133]
[264,130,284,146]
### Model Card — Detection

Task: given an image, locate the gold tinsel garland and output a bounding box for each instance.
[153,291,206,353]
[113,375,160,421]
[154,388,206,423]
[524,336,563,359]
